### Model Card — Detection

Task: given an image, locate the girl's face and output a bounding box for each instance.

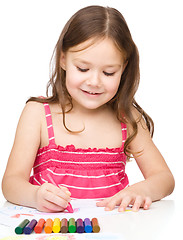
[60,38,125,111]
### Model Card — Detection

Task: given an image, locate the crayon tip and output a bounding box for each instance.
[66,202,74,213]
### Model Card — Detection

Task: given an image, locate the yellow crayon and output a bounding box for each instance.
[52,218,61,233]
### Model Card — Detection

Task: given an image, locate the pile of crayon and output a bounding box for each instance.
[15,217,100,235]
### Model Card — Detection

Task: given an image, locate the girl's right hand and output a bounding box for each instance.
[35,183,71,212]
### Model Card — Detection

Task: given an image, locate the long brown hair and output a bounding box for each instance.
[27,5,154,157]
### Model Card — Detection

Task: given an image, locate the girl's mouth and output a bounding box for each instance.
[81,89,102,96]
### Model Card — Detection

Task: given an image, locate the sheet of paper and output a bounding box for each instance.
[0,199,133,228]
[0,200,129,239]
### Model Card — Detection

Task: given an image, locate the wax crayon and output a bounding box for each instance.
[23,219,37,234]
[47,173,74,213]
[61,218,68,233]
[91,218,100,233]
[84,218,92,233]
[68,218,76,233]
[44,218,53,234]
[52,218,61,233]
[15,219,30,234]
[34,218,45,234]
[76,218,84,233]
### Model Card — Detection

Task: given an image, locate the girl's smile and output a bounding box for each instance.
[80,89,103,96]
[60,37,125,111]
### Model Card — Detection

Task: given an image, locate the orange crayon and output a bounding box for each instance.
[44,218,53,234]
[91,218,100,233]
[34,218,45,234]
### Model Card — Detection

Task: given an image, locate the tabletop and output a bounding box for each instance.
[0,198,181,240]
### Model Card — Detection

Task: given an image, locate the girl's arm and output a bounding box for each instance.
[2,102,70,212]
[97,107,175,211]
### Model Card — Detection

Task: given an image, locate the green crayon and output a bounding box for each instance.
[68,218,76,233]
[15,219,30,234]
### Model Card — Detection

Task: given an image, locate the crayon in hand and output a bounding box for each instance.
[47,173,74,213]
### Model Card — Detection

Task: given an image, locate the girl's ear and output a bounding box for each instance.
[60,51,66,70]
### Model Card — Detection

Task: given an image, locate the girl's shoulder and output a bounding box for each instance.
[23,101,60,125]
[24,101,45,117]
[19,101,46,129]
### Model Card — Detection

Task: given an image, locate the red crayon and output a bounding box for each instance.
[47,173,74,213]
[34,218,45,234]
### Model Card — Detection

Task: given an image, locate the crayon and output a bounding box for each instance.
[84,218,92,233]
[76,218,84,233]
[68,218,76,233]
[91,218,100,233]
[15,219,30,234]
[52,218,61,233]
[44,218,53,234]
[47,173,74,213]
[34,218,45,234]
[23,219,37,234]
[61,218,68,233]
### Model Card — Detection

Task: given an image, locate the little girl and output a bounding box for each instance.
[2,5,174,213]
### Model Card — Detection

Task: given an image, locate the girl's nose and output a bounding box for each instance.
[86,71,101,87]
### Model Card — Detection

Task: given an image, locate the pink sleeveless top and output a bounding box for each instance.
[29,103,129,199]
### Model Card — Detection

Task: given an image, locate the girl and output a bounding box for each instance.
[2,5,174,213]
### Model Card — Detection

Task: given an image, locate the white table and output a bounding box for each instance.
[0,198,181,240]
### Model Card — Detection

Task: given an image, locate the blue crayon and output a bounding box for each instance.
[84,218,92,233]
[76,218,84,233]
[23,219,37,234]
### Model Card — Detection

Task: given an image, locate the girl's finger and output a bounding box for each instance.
[143,197,152,210]
[42,199,65,212]
[46,183,71,201]
[118,196,132,212]
[59,185,71,196]
[45,190,69,209]
[104,197,118,211]
[96,197,111,207]
[132,195,143,212]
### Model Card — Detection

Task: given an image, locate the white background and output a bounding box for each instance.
[0,0,182,205]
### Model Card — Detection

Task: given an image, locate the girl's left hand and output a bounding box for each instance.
[96,187,152,212]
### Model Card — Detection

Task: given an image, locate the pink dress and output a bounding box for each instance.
[29,103,129,199]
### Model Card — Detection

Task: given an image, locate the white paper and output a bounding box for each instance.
[0,199,133,227]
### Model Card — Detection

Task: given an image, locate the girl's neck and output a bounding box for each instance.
[71,101,111,118]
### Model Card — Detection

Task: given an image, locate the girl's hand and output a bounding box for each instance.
[35,183,71,212]
[96,187,152,212]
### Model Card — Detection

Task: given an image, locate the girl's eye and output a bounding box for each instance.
[103,71,115,76]
[77,67,89,72]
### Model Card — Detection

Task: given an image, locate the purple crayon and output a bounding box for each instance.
[23,219,37,234]
[76,218,84,233]
[84,218,92,233]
